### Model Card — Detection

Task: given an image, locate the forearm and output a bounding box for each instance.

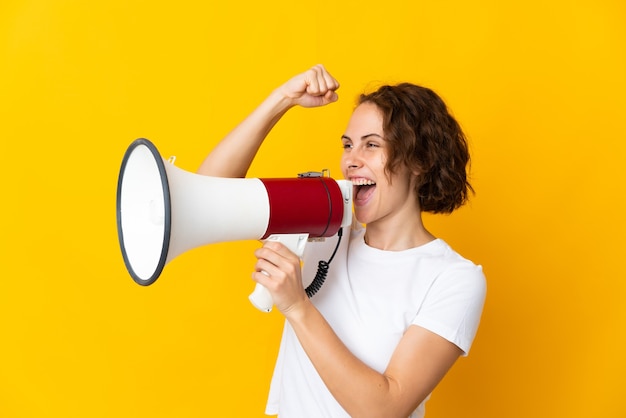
[197,89,294,177]
[285,301,409,418]
[197,65,339,178]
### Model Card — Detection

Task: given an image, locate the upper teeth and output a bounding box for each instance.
[353,179,376,186]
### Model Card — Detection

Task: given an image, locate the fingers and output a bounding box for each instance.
[252,242,308,314]
[304,64,340,98]
[279,64,340,108]
[252,242,300,288]
[253,242,296,275]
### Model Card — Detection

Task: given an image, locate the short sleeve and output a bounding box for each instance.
[412,262,486,355]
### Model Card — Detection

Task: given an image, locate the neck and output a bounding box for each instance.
[364,215,435,251]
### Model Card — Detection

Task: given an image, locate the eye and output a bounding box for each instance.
[366,142,380,148]
[342,142,353,150]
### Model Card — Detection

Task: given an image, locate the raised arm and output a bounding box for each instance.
[197,64,340,178]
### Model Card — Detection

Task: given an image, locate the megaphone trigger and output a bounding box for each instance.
[264,234,309,257]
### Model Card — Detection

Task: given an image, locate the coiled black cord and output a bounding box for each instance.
[305,228,343,298]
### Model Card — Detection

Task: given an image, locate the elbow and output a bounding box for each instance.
[196,161,247,178]
[346,377,424,418]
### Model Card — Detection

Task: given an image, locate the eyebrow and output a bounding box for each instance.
[341,133,384,141]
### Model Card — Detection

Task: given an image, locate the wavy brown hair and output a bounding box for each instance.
[358,83,473,214]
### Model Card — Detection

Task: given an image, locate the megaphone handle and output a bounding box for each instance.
[248,234,309,313]
[248,281,274,313]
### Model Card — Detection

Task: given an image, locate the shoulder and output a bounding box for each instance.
[439,241,486,285]
[421,240,487,305]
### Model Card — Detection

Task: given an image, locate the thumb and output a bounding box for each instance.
[325,90,339,103]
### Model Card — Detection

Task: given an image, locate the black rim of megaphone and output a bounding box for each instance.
[116,138,171,286]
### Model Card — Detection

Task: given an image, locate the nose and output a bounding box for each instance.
[342,147,363,171]
[342,156,360,171]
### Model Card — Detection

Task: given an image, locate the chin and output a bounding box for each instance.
[353,208,373,225]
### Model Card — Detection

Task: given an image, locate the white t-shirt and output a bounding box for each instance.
[265,224,487,417]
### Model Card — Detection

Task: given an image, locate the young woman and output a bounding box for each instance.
[198,65,486,418]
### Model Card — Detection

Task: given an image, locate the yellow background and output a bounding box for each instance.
[1,0,625,417]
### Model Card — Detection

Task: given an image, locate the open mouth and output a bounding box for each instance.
[352,178,376,204]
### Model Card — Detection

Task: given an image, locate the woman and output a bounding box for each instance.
[198,65,486,418]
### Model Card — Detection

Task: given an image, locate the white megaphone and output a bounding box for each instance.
[116,138,352,312]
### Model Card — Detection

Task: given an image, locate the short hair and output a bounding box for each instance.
[358,83,473,214]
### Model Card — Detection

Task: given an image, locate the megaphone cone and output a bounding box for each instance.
[116,139,352,311]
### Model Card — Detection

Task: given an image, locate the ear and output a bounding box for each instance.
[409,170,424,190]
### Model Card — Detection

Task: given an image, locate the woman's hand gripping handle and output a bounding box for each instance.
[248,234,308,312]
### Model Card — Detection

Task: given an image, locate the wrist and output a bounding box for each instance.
[283,296,315,325]
[267,87,297,112]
